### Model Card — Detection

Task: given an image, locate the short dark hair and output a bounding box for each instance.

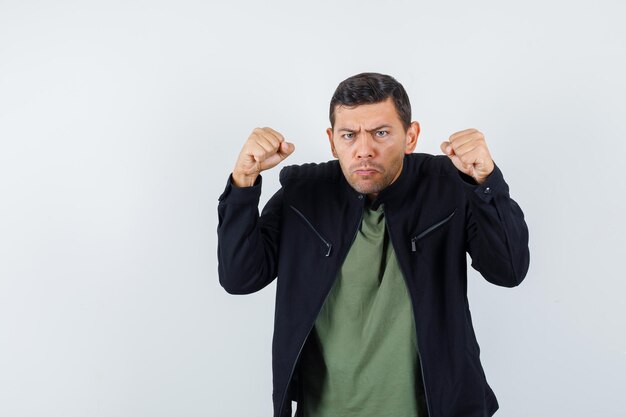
[329,72,412,131]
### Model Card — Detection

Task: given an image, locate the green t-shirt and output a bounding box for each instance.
[299,204,426,417]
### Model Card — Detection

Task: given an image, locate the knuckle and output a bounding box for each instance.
[252,143,266,154]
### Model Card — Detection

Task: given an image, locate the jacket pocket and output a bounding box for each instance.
[410,208,457,252]
[289,205,333,257]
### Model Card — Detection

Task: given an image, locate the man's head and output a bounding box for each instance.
[327,73,420,199]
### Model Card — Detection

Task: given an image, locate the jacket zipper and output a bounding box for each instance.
[411,208,457,251]
[289,205,333,257]
[385,215,433,417]
[278,200,365,417]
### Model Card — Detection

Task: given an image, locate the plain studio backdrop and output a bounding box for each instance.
[1,0,625,416]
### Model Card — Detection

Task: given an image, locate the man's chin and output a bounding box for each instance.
[349,178,385,195]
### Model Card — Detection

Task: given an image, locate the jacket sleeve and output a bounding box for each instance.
[457,162,530,287]
[217,174,283,294]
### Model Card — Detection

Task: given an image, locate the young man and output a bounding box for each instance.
[217,73,530,417]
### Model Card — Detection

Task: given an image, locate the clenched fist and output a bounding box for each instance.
[232,127,295,187]
[440,128,495,185]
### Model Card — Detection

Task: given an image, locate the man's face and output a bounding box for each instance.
[327,98,420,199]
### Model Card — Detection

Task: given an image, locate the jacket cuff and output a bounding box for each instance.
[217,174,262,204]
[456,162,507,203]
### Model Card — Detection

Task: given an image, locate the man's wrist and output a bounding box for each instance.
[474,174,488,185]
[231,171,259,188]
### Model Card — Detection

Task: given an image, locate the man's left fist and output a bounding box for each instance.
[440,128,495,185]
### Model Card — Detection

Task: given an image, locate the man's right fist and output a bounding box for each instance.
[232,127,295,187]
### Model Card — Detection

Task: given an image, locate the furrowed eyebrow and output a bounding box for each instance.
[336,125,392,133]
[366,125,392,133]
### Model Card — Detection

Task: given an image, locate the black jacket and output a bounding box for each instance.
[217,153,530,417]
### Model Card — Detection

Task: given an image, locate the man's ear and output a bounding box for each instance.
[405,121,420,154]
[326,127,338,158]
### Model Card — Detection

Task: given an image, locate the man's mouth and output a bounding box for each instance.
[354,169,378,176]
[352,165,381,176]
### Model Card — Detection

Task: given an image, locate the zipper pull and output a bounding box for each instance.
[411,238,417,252]
[324,244,332,257]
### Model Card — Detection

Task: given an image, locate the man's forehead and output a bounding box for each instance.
[333,99,400,130]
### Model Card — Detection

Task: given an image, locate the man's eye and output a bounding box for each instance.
[343,133,354,140]
[376,130,388,138]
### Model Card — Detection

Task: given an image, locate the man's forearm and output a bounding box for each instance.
[217,175,282,294]
[462,164,530,287]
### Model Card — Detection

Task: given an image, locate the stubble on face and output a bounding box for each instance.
[340,158,403,197]
[329,98,417,200]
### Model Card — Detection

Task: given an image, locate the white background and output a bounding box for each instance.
[1,0,625,416]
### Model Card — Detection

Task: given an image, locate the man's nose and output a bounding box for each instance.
[355,134,375,159]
